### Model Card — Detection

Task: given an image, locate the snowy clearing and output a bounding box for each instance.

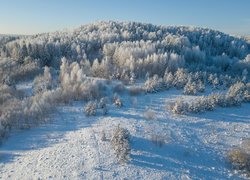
[0,88,249,179]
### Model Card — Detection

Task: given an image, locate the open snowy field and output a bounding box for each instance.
[0,82,249,180]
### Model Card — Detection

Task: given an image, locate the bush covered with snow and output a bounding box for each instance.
[111,126,131,163]
[170,98,188,114]
[227,148,250,175]
[113,94,123,107]
[98,97,108,115]
[183,81,198,95]
[144,74,164,93]
[144,109,157,120]
[84,101,97,116]
[188,96,216,113]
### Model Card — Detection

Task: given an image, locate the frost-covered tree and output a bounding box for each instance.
[171,98,188,114]
[113,94,123,107]
[173,68,188,89]
[99,97,108,115]
[111,126,130,163]
[144,74,163,93]
[163,71,174,89]
[84,101,97,116]
[33,66,53,94]
[226,82,246,106]
[183,81,197,95]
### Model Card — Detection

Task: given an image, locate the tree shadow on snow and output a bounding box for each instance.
[130,136,232,179]
[0,151,21,164]
[186,103,250,124]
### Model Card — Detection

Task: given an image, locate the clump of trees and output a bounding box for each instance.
[59,57,107,102]
[84,97,109,116]
[171,82,250,114]
[144,75,164,93]
[0,57,109,142]
[142,67,240,95]
[0,58,41,84]
[33,66,53,94]
[0,85,60,144]
[0,21,249,81]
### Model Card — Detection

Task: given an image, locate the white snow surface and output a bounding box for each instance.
[0,85,250,179]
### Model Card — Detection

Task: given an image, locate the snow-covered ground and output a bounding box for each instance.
[0,84,249,179]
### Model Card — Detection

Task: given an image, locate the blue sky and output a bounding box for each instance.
[0,0,249,35]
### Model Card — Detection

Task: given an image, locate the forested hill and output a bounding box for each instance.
[0,21,249,77]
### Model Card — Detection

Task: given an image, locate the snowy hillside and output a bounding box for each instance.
[0,21,250,179]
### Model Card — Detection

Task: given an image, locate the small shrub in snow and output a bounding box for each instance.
[1,75,13,86]
[84,101,97,116]
[99,97,108,115]
[227,149,250,174]
[101,130,107,141]
[197,80,205,93]
[202,96,216,111]
[111,126,130,163]
[188,99,205,113]
[187,96,216,113]
[113,94,123,107]
[129,72,136,84]
[144,109,157,120]
[171,98,188,114]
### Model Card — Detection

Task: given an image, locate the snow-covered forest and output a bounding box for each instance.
[0,21,250,179]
